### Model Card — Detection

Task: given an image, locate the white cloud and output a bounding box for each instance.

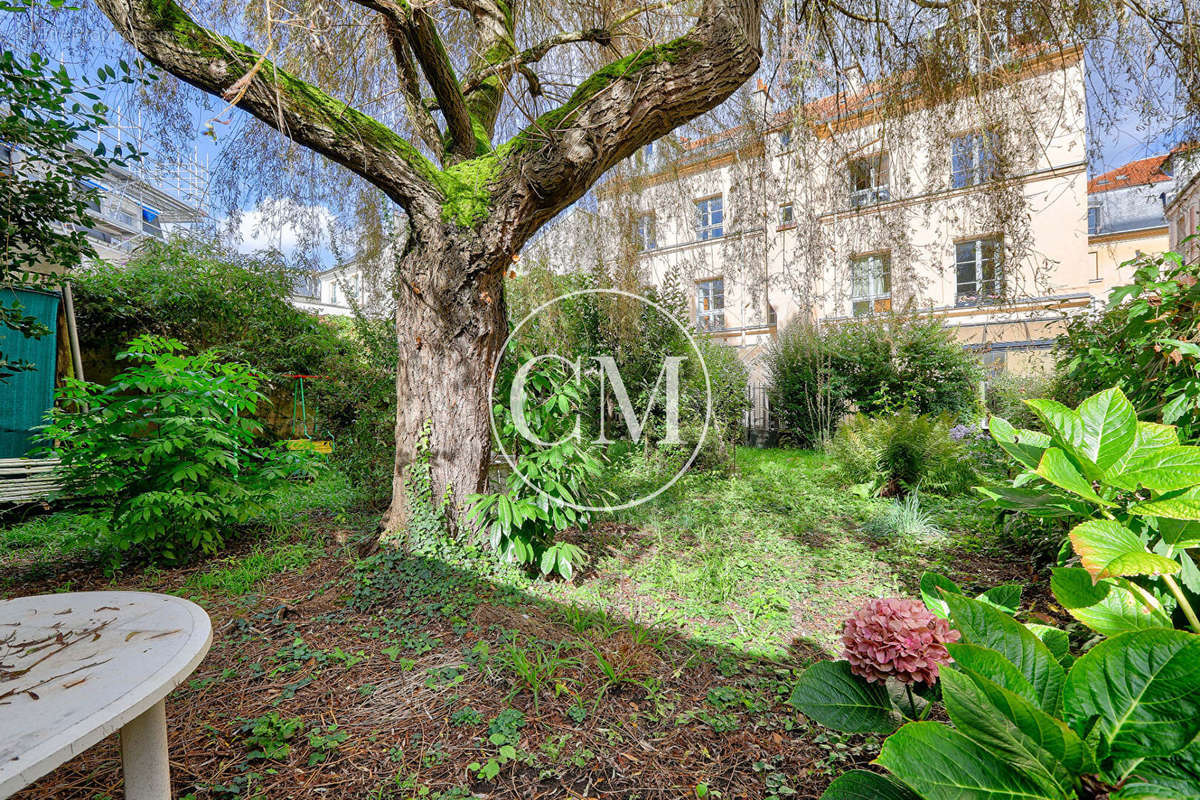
[225,197,339,257]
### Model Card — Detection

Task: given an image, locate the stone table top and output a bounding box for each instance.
[0,591,212,798]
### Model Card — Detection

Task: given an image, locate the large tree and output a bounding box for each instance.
[81,0,1195,536]
[89,0,764,533]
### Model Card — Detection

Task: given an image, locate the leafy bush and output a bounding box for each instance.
[0,46,144,377]
[72,237,347,381]
[765,320,848,447]
[1052,248,1200,439]
[829,316,983,420]
[827,411,973,497]
[467,355,608,579]
[506,264,744,472]
[310,311,397,506]
[768,316,983,445]
[980,385,1200,634]
[651,335,750,473]
[37,336,312,563]
[791,582,1200,800]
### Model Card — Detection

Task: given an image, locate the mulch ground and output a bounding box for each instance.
[3,513,1039,800]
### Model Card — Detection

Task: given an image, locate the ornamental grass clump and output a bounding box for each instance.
[841,597,959,685]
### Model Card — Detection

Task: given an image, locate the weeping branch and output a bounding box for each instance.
[92,0,445,219]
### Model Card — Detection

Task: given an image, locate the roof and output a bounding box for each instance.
[1088,155,1170,194]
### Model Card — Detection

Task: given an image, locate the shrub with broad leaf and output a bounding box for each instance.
[467,353,611,580]
[980,385,1200,635]
[790,580,1200,799]
[36,335,315,563]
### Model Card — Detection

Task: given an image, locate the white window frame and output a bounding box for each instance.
[696,278,725,331]
[955,237,1004,306]
[1087,205,1101,235]
[778,203,795,226]
[695,195,724,241]
[634,212,657,251]
[951,131,999,189]
[849,153,890,207]
[850,253,891,316]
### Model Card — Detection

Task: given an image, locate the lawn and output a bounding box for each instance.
[0,448,1029,800]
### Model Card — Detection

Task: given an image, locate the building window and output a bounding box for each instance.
[634,213,657,251]
[0,143,12,175]
[955,237,1004,306]
[849,153,890,207]
[767,304,777,325]
[779,129,792,148]
[951,132,998,189]
[696,278,725,331]
[1087,206,1101,235]
[78,178,102,212]
[778,203,795,227]
[142,206,162,237]
[695,195,724,241]
[643,141,655,158]
[850,253,891,316]
[329,281,338,305]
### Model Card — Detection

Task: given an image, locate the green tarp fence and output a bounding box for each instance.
[0,288,60,458]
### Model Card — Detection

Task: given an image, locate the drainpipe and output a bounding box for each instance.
[62,282,85,382]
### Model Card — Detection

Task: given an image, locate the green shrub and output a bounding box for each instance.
[765,320,848,447]
[650,336,749,473]
[980,385,1200,634]
[1052,248,1200,439]
[827,411,972,497]
[310,311,397,506]
[790,581,1200,800]
[467,355,607,580]
[72,237,347,381]
[506,264,743,473]
[827,316,984,419]
[37,335,313,563]
[767,316,983,446]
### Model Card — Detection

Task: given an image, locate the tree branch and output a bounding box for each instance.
[459,0,518,140]
[488,0,764,251]
[350,0,480,161]
[93,0,446,219]
[404,5,481,159]
[380,15,444,154]
[460,28,613,95]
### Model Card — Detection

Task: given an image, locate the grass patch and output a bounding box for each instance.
[0,510,109,568]
[183,541,324,596]
[533,448,905,657]
[0,468,353,592]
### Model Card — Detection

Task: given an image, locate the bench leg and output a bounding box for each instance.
[120,700,170,800]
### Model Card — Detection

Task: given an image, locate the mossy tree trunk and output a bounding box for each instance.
[382,230,508,536]
[94,0,764,539]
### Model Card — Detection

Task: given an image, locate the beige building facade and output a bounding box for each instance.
[570,46,1096,375]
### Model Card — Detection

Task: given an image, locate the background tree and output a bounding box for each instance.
[81,0,766,535]
[0,42,141,378]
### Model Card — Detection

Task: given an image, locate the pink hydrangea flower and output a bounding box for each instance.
[841,597,960,685]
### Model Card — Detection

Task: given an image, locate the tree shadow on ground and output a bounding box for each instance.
[5,524,883,800]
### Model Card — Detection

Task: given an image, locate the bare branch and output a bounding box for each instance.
[351,0,479,160]
[380,15,444,154]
